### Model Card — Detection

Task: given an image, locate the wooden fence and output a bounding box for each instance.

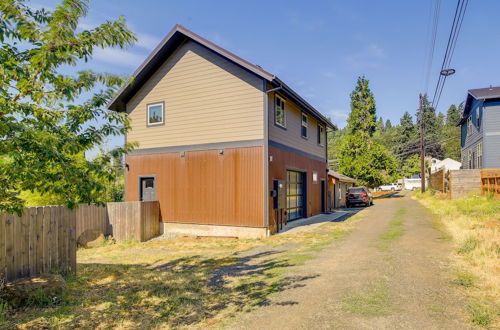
[1,201,160,282]
[107,201,160,242]
[77,201,160,242]
[448,169,481,199]
[0,206,76,282]
[481,169,500,199]
[429,169,446,192]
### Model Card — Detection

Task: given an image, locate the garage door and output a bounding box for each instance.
[287,170,305,220]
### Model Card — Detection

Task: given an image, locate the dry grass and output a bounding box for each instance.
[2,214,360,329]
[414,191,499,328]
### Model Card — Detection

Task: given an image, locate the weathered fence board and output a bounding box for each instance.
[448,169,481,199]
[429,169,445,192]
[481,169,500,199]
[0,206,76,282]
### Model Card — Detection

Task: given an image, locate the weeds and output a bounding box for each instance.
[0,301,8,323]
[377,208,406,250]
[452,271,476,288]
[414,192,499,328]
[457,237,479,254]
[469,302,493,327]
[342,281,391,316]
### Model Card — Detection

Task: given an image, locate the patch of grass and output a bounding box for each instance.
[376,209,406,250]
[452,271,476,288]
[469,302,493,327]
[457,237,479,254]
[342,281,391,316]
[0,301,8,323]
[6,213,360,329]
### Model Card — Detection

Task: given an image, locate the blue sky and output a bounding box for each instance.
[34,0,500,152]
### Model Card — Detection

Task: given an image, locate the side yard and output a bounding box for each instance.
[1,214,360,329]
[414,192,499,328]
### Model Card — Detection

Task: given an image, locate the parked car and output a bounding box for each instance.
[346,187,373,207]
[376,183,402,191]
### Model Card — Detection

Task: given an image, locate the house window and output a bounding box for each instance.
[301,113,308,138]
[467,116,472,134]
[313,171,318,184]
[275,96,286,128]
[468,149,473,169]
[477,142,483,168]
[317,125,325,146]
[147,102,164,126]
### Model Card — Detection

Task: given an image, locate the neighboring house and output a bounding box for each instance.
[327,170,356,209]
[430,158,462,173]
[108,25,336,238]
[459,86,500,169]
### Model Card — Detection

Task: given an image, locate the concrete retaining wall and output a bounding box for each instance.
[161,222,269,239]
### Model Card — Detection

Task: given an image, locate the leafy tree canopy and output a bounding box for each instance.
[0,0,137,214]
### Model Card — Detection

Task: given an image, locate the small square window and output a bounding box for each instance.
[275,96,286,128]
[147,102,164,126]
[301,113,308,138]
[317,125,325,146]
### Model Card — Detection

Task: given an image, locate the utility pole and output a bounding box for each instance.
[419,93,426,193]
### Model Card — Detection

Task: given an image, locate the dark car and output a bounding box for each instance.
[346,186,373,207]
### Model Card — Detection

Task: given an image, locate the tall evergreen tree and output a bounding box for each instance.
[337,77,399,187]
[347,76,377,137]
[385,119,392,129]
[399,111,416,141]
[446,103,462,126]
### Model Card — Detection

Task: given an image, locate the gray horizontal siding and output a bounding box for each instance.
[483,102,500,168]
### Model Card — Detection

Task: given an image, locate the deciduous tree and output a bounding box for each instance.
[0,0,136,214]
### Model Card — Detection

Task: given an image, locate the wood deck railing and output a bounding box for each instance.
[481,169,500,200]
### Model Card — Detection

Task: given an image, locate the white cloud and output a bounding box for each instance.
[345,43,386,68]
[136,33,161,50]
[92,47,147,68]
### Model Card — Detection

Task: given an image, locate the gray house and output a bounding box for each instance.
[459,86,500,169]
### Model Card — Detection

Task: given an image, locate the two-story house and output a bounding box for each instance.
[108,25,336,238]
[459,86,500,169]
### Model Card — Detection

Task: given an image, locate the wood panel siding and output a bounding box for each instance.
[267,91,327,160]
[126,40,265,149]
[125,146,264,227]
[268,145,327,233]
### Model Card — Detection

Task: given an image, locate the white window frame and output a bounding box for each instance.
[275,96,286,128]
[468,149,473,169]
[301,113,308,138]
[317,124,325,146]
[477,142,483,168]
[467,116,472,134]
[147,102,164,126]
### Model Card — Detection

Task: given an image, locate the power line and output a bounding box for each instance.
[431,0,469,110]
[424,0,442,94]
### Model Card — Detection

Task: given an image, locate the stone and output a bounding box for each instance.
[77,229,105,248]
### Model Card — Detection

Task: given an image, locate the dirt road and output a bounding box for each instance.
[227,193,474,329]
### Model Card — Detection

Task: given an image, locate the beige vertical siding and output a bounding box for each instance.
[126,40,265,149]
[267,91,327,159]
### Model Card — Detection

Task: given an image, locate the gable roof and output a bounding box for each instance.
[328,170,357,183]
[459,86,500,125]
[107,24,336,129]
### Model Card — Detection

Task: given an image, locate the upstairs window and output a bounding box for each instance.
[301,113,308,138]
[467,116,472,134]
[147,102,164,126]
[275,96,286,128]
[317,124,325,146]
